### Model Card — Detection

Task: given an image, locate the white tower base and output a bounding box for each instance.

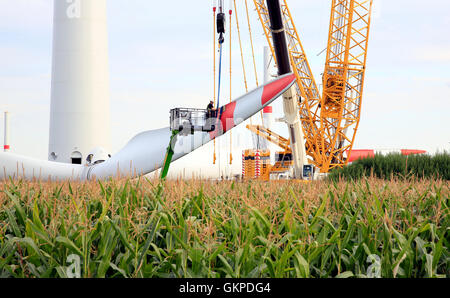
[49,0,111,164]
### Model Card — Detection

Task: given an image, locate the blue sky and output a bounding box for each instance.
[0,0,449,177]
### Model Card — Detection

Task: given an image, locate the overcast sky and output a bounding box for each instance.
[0,0,449,178]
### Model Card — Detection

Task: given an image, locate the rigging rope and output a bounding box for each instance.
[229,7,233,165]
[216,0,226,111]
[216,42,224,178]
[233,0,251,126]
[217,43,224,111]
[213,3,217,165]
[244,0,263,125]
[245,0,259,87]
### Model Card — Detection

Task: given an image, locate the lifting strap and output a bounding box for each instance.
[216,42,223,112]
[216,0,226,112]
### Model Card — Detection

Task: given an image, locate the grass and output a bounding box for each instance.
[329,152,450,181]
[0,177,448,278]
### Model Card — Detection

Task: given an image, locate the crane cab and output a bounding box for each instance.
[170,108,217,135]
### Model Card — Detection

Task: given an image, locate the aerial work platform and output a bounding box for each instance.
[170,108,218,136]
[161,107,220,179]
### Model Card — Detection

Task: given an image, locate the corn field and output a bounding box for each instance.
[0,177,448,278]
[329,152,450,181]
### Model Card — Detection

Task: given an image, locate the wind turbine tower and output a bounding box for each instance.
[49,0,111,164]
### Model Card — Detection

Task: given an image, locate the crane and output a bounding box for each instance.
[245,124,316,180]
[252,0,373,173]
[246,124,293,178]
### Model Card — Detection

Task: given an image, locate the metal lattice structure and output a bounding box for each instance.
[252,0,373,173]
[320,0,373,172]
[246,124,291,152]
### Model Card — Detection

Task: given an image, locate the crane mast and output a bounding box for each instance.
[320,0,373,172]
[264,0,308,179]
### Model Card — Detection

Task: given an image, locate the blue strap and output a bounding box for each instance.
[216,42,223,113]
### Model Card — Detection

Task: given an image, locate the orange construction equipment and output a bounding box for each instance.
[242,149,271,181]
[243,125,293,180]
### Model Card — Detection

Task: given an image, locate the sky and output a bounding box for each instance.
[0,0,449,178]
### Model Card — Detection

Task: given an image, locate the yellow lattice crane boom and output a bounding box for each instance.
[246,124,291,152]
[320,0,373,172]
[252,0,373,173]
